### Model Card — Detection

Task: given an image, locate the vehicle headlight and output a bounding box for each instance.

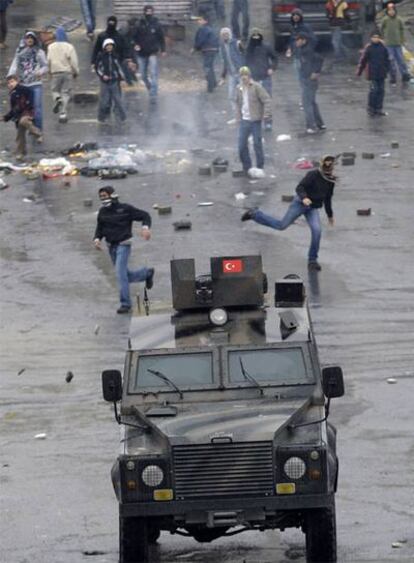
[142,465,164,487]
[284,456,306,480]
[209,308,228,326]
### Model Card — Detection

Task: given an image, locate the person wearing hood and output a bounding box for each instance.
[47,26,79,123]
[79,0,96,40]
[286,9,316,60]
[91,16,131,68]
[2,74,43,160]
[220,27,244,116]
[8,31,48,130]
[0,0,13,48]
[356,31,390,116]
[94,186,154,315]
[95,38,127,125]
[295,32,325,133]
[241,155,337,271]
[192,14,220,93]
[381,3,411,84]
[231,0,249,42]
[245,28,277,130]
[133,5,166,102]
[245,28,277,96]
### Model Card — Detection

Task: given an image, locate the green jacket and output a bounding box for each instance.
[381,15,405,46]
[236,80,272,122]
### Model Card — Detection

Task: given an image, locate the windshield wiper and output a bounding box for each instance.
[239,358,264,396]
[147,368,183,399]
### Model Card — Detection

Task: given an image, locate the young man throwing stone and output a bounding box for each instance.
[94,187,155,314]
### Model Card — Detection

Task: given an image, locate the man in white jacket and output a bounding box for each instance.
[47,26,79,123]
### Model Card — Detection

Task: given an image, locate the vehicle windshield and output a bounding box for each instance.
[133,352,213,392]
[228,348,312,386]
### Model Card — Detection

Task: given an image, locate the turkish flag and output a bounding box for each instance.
[222,259,243,274]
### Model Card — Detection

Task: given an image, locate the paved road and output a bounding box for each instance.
[1,1,414,562]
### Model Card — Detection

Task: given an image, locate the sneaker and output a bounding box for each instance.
[318,124,327,130]
[59,113,68,123]
[117,305,131,314]
[145,268,155,290]
[36,135,43,144]
[390,80,397,87]
[376,110,388,116]
[87,32,95,41]
[308,261,322,271]
[241,208,258,222]
[306,128,317,134]
[53,97,62,114]
[367,109,376,117]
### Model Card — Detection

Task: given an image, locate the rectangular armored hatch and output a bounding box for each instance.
[173,442,274,499]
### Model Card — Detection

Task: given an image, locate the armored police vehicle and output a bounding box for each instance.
[102,255,344,563]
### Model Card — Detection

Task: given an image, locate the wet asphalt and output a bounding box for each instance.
[1,0,414,562]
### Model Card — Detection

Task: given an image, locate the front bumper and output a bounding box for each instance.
[120,492,334,519]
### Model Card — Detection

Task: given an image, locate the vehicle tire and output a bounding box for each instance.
[305,504,337,562]
[119,516,150,563]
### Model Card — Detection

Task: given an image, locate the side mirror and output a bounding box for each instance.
[102,370,122,402]
[322,366,345,399]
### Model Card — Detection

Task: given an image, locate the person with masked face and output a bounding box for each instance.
[91,16,131,68]
[47,26,79,123]
[133,5,166,102]
[94,186,154,314]
[245,28,277,97]
[241,155,337,271]
[8,31,48,131]
[95,38,127,124]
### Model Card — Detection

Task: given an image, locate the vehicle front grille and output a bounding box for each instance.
[173,442,274,499]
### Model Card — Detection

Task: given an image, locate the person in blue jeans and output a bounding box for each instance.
[193,14,219,93]
[79,0,96,40]
[356,32,390,116]
[241,155,337,271]
[94,187,155,314]
[235,66,271,173]
[231,0,250,42]
[133,5,166,102]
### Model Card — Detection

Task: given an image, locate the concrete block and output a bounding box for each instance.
[391,141,399,149]
[282,195,294,202]
[232,169,246,178]
[73,91,98,104]
[362,152,375,159]
[341,157,355,166]
[83,199,93,208]
[213,164,228,173]
[158,206,172,215]
[357,208,371,216]
[342,151,356,158]
[173,220,192,231]
[198,165,212,176]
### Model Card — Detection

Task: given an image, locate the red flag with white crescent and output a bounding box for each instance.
[222,259,243,274]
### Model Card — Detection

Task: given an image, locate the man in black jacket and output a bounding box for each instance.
[91,15,131,67]
[241,155,337,271]
[296,32,325,133]
[245,28,277,96]
[356,32,390,116]
[2,74,42,158]
[133,5,166,102]
[94,187,154,314]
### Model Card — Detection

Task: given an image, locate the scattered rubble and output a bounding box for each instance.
[173,220,192,231]
[65,371,74,383]
[357,208,371,216]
